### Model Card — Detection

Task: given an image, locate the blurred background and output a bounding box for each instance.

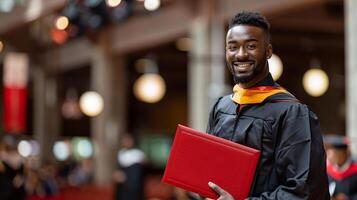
[0,0,355,199]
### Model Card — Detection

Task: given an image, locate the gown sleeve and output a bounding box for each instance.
[247,104,329,200]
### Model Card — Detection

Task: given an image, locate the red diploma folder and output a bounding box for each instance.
[162,124,260,200]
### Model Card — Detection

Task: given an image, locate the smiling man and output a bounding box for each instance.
[205,11,330,200]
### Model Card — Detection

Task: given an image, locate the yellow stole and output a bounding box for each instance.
[232,85,290,104]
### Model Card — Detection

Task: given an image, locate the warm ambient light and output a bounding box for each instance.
[106,0,122,7]
[79,91,104,117]
[175,37,192,52]
[134,73,166,103]
[268,54,283,81]
[144,0,160,11]
[303,68,329,97]
[51,28,68,44]
[55,16,69,30]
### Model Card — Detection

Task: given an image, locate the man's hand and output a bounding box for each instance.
[207,181,235,200]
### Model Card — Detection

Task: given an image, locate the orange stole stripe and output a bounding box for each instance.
[232,85,290,104]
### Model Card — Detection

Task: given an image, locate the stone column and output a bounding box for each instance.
[91,39,127,184]
[188,17,211,131]
[33,64,59,164]
[188,0,227,131]
[345,0,357,157]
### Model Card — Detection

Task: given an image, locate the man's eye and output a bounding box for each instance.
[228,46,237,51]
[247,44,256,49]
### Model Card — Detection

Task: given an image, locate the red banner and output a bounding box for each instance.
[3,87,27,134]
[3,52,29,134]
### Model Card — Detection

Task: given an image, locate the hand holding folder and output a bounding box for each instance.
[162,125,260,200]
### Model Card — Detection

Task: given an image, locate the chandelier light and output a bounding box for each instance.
[268,54,283,81]
[79,91,104,117]
[55,16,69,30]
[303,68,329,97]
[144,0,160,11]
[133,73,166,103]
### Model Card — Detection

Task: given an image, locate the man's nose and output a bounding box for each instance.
[236,47,248,60]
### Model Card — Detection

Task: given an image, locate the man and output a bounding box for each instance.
[205,11,330,199]
[326,136,357,200]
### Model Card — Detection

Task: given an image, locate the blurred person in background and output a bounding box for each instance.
[113,133,146,200]
[26,169,45,200]
[68,158,94,186]
[38,164,61,199]
[326,136,357,200]
[56,156,77,187]
[0,136,26,200]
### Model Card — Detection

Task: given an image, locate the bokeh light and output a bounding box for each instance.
[18,140,32,157]
[79,91,104,117]
[72,138,94,159]
[268,54,283,81]
[51,28,69,44]
[76,139,93,158]
[53,141,70,161]
[175,37,192,52]
[133,73,166,103]
[303,68,329,97]
[144,0,160,11]
[106,0,122,7]
[55,16,69,30]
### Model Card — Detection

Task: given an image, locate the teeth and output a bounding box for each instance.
[233,63,251,67]
[238,64,250,67]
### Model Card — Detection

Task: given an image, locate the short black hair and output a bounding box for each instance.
[229,11,271,42]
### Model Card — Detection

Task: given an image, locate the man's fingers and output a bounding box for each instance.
[208,181,227,195]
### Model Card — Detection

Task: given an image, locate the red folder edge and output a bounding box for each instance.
[162,124,261,199]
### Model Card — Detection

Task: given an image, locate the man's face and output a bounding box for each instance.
[226,25,272,84]
[333,149,349,167]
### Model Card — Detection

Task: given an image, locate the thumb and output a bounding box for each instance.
[208,181,227,196]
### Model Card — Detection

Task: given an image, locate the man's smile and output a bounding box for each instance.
[232,62,254,72]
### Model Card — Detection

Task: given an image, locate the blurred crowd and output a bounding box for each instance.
[0,136,94,200]
[0,134,184,200]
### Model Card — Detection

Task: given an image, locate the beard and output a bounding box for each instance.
[232,65,257,84]
[233,72,255,84]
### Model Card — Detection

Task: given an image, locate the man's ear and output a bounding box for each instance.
[266,44,273,59]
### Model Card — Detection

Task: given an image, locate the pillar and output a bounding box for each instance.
[345,0,357,157]
[91,38,127,184]
[188,0,227,131]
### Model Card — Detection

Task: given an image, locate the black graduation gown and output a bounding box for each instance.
[206,78,330,200]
